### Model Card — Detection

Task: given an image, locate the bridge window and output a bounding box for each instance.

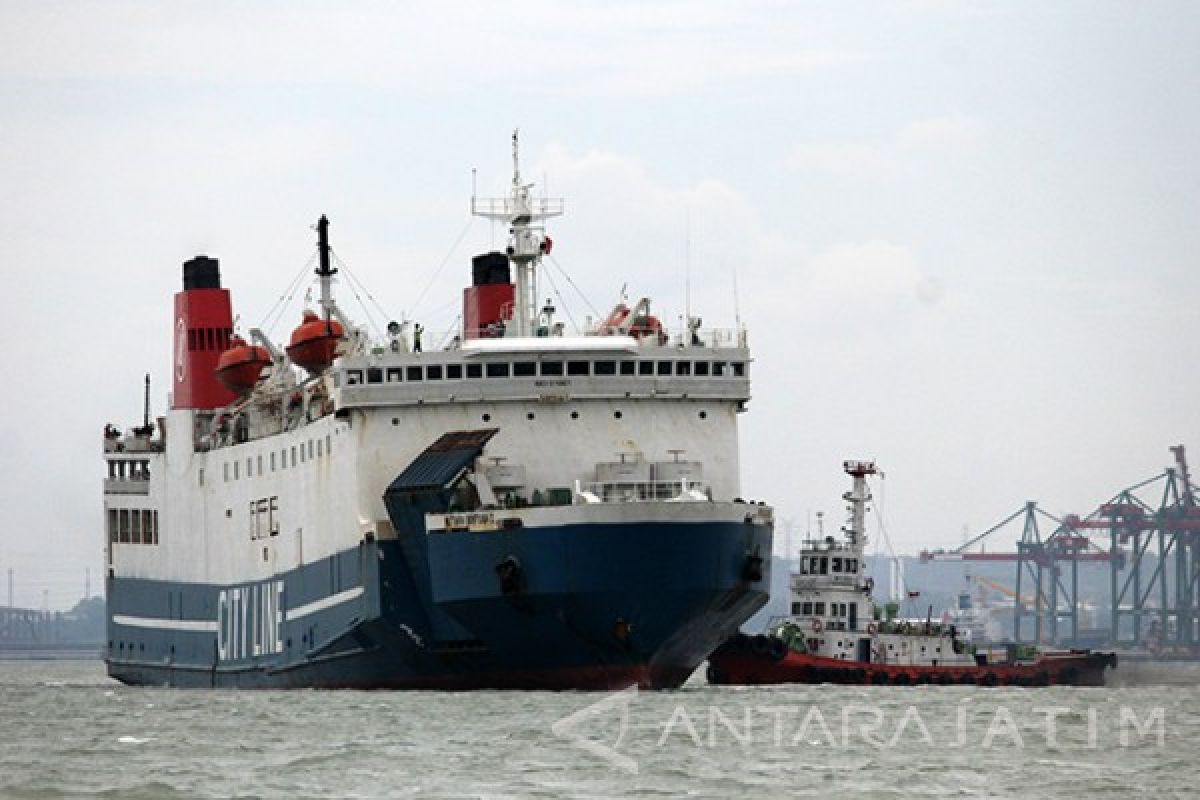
[656,361,672,376]
[732,362,746,377]
[406,366,422,381]
[712,361,727,376]
[486,362,510,378]
[637,361,654,376]
[346,370,363,386]
[386,367,403,382]
[427,365,443,380]
[447,364,463,379]
[694,361,710,376]
[832,557,842,572]
[567,360,589,376]
[619,361,636,376]
[593,361,616,376]
[367,367,383,384]
[540,361,563,376]
[676,361,691,376]
[513,361,536,377]
[466,363,482,379]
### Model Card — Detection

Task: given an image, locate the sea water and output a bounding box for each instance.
[0,660,1196,798]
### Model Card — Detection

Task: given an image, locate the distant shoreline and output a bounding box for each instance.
[0,646,103,661]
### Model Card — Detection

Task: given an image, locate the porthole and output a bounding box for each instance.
[392,418,400,426]
[570,411,579,420]
[526,412,535,420]
[613,410,622,419]
[698,410,707,419]
[482,413,491,422]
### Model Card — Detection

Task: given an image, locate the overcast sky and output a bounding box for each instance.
[2,1,1197,608]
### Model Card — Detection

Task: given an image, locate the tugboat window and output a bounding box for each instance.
[712,361,727,376]
[676,361,691,376]
[832,557,842,572]
[406,366,422,381]
[367,368,383,384]
[567,360,589,376]
[656,361,672,376]
[732,362,746,377]
[426,365,443,380]
[619,361,636,376]
[386,367,403,382]
[466,363,483,379]
[513,361,536,377]
[447,364,462,379]
[486,362,510,378]
[638,361,654,376]
[593,360,616,376]
[347,370,363,385]
[540,361,563,376]
[694,361,710,376]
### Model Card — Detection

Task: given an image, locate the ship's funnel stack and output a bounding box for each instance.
[172,256,236,410]
[463,251,514,338]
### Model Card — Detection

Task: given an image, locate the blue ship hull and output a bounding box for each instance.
[106,517,771,689]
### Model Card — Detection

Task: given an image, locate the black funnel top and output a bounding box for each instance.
[183,256,221,290]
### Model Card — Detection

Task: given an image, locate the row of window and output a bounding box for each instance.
[792,601,858,619]
[106,459,151,480]
[801,555,859,575]
[345,359,747,386]
[108,509,160,545]
[188,326,233,353]
[223,435,332,482]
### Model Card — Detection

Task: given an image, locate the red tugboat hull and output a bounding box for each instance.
[707,634,1117,687]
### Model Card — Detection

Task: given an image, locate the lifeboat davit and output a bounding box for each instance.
[215,336,272,395]
[286,310,344,373]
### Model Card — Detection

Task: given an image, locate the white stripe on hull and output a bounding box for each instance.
[112,614,218,633]
[285,586,364,621]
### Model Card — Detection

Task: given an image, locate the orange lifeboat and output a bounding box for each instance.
[215,336,272,395]
[286,310,344,373]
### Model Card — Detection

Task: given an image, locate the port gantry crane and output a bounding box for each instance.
[921,445,1200,652]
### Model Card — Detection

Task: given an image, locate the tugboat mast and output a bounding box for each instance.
[842,460,876,552]
[471,130,563,337]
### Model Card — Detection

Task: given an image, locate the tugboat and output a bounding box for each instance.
[707,461,1117,687]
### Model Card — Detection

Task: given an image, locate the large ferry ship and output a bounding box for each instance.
[101,135,774,689]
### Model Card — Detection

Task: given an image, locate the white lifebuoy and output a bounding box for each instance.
[811,618,824,633]
[867,622,878,635]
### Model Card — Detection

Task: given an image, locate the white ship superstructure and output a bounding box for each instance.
[102,135,774,689]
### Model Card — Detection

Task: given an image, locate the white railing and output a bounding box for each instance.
[361,326,748,353]
[575,480,711,504]
[103,477,150,495]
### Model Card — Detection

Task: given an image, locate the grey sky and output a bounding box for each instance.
[2,1,1197,608]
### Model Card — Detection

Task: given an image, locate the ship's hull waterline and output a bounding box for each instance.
[107,518,772,690]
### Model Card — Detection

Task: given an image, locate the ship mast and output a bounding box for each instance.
[471,130,563,337]
[842,460,877,556]
[315,214,337,321]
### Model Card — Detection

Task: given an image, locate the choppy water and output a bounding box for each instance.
[1,660,1197,798]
